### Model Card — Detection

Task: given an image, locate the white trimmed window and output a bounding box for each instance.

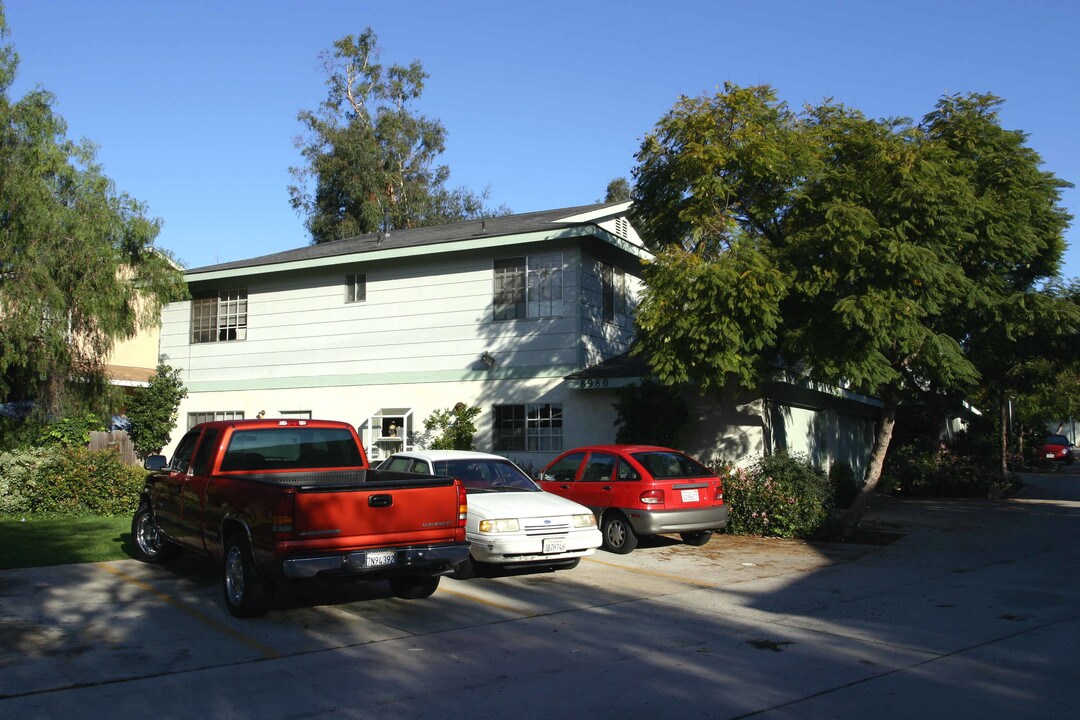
[191,289,247,343]
[346,273,366,303]
[187,410,244,429]
[601,263,626,323]
[493,403,563,452]
[493,253,563,320]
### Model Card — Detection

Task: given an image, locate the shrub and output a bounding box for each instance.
[712,453,833,538]
[880,446,1015,499]
[420,403,482,450]
[0,445,145,516]
[828,462,860,509]
[37,412,106,448]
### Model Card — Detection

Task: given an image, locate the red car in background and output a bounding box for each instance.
[1040,435,1074,465]
[537,445,728,554]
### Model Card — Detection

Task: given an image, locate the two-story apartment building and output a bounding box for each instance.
[159,200,882,477]
[159,202,646,465]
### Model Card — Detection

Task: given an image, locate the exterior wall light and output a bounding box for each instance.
[480,351,496,369]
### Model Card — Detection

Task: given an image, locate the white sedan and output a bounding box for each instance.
[378,450,602,576]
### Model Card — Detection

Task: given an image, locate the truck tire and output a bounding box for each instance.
[223,533,273,618]
[131,502,177,564]
[601,512,639,554]
[388,574,440,599]
[680,530,713,546]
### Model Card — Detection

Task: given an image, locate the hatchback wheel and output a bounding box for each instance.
[680,530,713,546]
[601,513,638,554]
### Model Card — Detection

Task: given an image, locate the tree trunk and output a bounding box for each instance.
[840,391,898,537]
[999,393,1009,477]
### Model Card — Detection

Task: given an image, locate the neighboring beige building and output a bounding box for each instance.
[107,324,159,389]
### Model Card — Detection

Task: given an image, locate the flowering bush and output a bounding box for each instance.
[710,453,834,538]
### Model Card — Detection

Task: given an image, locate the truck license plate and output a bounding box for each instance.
[365,550,396,567]
[681,488,700,502]
[543,538,567,554]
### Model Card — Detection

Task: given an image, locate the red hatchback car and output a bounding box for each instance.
[537,445,728,554]
[1040,434,1074,465]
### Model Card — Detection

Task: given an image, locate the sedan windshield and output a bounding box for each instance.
[433,459,541,493]
[631,451,713,479]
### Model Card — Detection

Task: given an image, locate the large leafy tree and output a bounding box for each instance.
[630,83,1074,533]
[0,9,187,418]
[290,29,506,244]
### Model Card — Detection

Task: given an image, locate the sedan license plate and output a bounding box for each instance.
[543,537,567,554]
[681,488,701,502]
[365,550,396,567]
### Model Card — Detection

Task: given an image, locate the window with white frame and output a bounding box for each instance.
[279,411,313,419]
[493,403,563,452]
[187,410,244,429]
[191,288,248,343]
[493,252,563,321]
[601,262,626,323]
[345,273,366,303]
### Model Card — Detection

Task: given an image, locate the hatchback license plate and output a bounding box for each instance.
[543,538,567,554]
[681,488,700,502]
[366,550,396,567]
[1046,453,1055,459]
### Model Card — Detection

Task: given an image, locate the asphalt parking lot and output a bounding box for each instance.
[2,467,1078,719]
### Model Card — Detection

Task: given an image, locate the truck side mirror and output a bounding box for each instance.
[143,455,167,471]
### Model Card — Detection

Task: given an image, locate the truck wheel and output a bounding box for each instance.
[601,513,638,554]
[388,575,440,600]
[680,531,713,546]
[131,503,177,564]
[223,533,273,618]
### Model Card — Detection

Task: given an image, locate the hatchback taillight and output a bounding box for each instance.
[272,490,296,540]
[714,480,724,502]
[640,489,664,505]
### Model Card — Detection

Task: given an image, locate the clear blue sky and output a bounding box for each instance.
[5,0,1079,279]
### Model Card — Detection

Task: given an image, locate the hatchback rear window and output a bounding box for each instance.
[632,451,712,479]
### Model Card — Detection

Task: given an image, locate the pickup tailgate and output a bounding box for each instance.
[289,471,464,550]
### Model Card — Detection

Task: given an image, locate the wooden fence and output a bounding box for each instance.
[89,430,137,465]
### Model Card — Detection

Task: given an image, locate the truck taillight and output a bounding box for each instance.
[640,489,664,505]
[272,491,296,539]
[715,481,724,502]
[457,481,468,528]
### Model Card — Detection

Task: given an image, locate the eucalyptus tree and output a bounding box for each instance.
[630,83,1072,533]
[0,10,187,417]
[290,28,505,244]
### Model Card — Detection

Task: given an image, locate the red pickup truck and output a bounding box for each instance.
[131,419,469,617]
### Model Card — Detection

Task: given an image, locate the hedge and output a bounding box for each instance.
[0,446,146,517]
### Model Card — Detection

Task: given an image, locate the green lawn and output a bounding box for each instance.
[0,515,134,569]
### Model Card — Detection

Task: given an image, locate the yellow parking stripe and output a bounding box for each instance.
[96,563,280,659]
[583,556,718,588]
[439,585,535,616]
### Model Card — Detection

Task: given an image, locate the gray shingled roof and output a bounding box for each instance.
[188,201,627,276]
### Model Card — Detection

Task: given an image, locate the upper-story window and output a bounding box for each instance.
[346,273,366,303]
[493,252,563,321]
[191,289,247,343]
[601,263,626,323]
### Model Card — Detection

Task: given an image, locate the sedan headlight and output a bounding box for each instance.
[478,518,520,533]
[572,513,597,528]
